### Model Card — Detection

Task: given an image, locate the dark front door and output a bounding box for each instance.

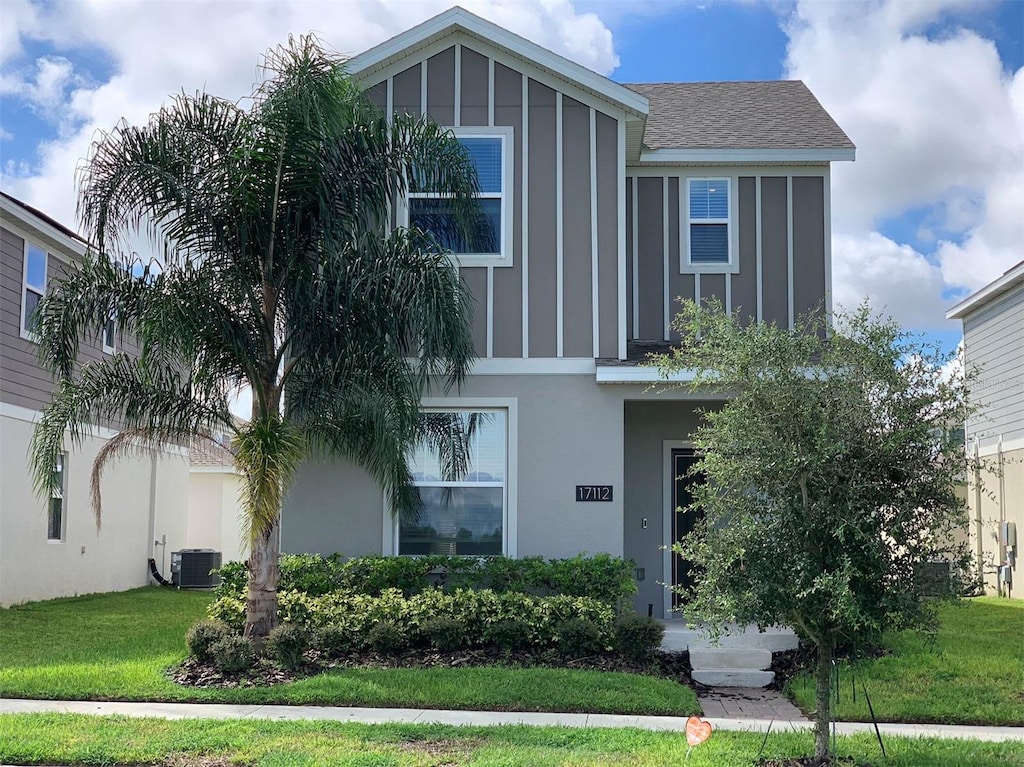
[671,448,703,609]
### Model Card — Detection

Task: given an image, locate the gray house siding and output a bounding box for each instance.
[626,171,828,339]
[1,221,134,416]
[964,284,1024,447]
[358,40,622,361]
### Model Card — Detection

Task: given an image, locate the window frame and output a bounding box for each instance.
[102,313,117,355]
[384,397,518,557]
[683,176,738,274]
[20,239,48,341]
[47,453,67,542]
[404,126,514,268]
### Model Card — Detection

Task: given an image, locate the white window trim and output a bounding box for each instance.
[20,239,47,341]
[47,453,67,542]
[682,176,739,275]
[404,125,515,268]
[383,396,518,557]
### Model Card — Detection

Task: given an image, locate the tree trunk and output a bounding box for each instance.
[814,640,833,762]
[244,517,280,642]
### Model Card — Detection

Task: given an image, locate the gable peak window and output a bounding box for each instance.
[407,127,513,267]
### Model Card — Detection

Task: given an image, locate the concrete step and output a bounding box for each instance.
[691,669,775,688]
[689,647,772,670]
[660,622,800,653]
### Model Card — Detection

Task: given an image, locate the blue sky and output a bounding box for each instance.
[2,0,1022,358]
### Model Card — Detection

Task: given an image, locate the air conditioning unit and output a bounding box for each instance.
[170,549,222,588]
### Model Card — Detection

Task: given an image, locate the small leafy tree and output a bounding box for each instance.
[653,300,973,764]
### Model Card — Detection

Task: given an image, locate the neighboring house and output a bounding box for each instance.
[187,429,247,565]
[282,7,855,618]
[0,191,191,606]
[947,260,1024,598]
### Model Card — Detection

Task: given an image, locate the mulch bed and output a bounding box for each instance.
[769,643,892,691]
[758,758,861,767]
[170,647,692,689]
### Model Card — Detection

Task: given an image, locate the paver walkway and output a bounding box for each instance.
[1,698,1021,743]
[698,687,807,721]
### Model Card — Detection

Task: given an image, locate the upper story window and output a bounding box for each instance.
[21,241,47,338]
[102,314,117,354]
[407,127,513,267]
[686,178,734,272]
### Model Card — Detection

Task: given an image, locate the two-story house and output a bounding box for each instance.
[0,191,192,606]
[281,7,855,618]
[947,261,1023,598]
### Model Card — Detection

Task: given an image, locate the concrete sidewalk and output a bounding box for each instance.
[1,698,1021,743]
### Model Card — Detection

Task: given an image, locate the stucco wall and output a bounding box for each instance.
[0,413,189,606]
[283,374,628,561]
[186,471,247,565]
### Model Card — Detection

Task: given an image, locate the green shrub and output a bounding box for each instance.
[186,619,232,663]
[555,617,604,657]
[422,616,467,652]
[366,620,409,655]
[212,553,637,608]
[264,623,308,670]
[485,617,534,651]
[615,614,664,661]
[313,624,357,659]
[211,634,255,672]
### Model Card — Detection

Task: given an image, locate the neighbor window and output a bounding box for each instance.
[687,178,731,267]
[102,314,117,354]
[407,128,512,264]
[399,409,507,556]
[21,241,47,337]
[47,454,66,541]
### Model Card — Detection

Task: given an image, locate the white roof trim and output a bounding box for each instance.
[639,148,855,164]
[946,261,1024,320]
[347,6,649,117]
[0,195,87,259]
[595,365,698,384]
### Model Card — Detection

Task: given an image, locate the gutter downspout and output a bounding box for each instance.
[972,438,984,584]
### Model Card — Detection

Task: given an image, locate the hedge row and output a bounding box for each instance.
[213,553,636,607]
[200,589,663,667]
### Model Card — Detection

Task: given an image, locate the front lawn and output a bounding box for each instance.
[788,597,1024,726]
[2,714,1022,767]
[0,587,698,716]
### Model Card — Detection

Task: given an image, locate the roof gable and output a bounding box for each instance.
[347,6,648,118]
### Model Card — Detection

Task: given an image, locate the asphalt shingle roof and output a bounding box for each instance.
[623,81,855,151]
[189,437,237,469]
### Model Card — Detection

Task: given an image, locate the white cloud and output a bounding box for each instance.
[785,0,1024,307]
[0,127,13,141]
[832,231,950,330]
[0,0,619,231]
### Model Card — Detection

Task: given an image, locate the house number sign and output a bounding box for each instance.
[576,485,613,502]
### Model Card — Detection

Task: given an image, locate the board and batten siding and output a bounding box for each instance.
[1,223,117,413]
[361,40,621,360]
[964,283,1024,447]
[626,170,828,340]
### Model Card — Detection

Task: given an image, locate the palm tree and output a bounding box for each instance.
[30,36,481,639]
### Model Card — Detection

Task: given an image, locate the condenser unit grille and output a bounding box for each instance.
[171,550,222,588]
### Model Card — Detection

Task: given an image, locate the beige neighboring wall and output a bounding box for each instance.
[0,411,189,607]
[967,444,1024,597]
[186,470,247,565]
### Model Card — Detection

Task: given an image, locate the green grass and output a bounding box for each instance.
[789,597,1024,726]
[2,714,1022,766]
[0,587,698,716]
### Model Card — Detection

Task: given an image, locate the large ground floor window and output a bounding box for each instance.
[399,409,507,556]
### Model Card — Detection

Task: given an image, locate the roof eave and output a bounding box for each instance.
[946,261,1024,320]
[0,192,89,258]
[637,147,856,165]
[347,6,649,117]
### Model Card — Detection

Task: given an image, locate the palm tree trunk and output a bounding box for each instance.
[814,640,833,762]
[244,516,280,641]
